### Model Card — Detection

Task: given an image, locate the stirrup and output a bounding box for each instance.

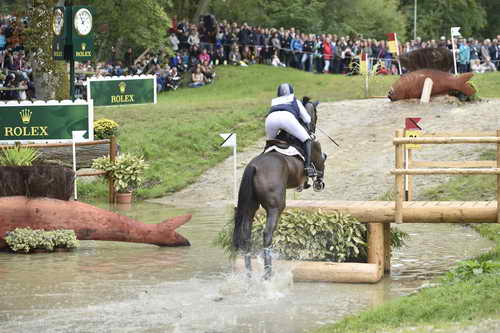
[305,166,316,178]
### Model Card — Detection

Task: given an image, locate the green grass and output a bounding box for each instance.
[314,149,500,333]
[81,67,500,200]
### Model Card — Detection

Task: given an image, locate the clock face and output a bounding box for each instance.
[53,8,64,35]
[74,8,92,36]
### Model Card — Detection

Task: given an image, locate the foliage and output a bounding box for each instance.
[0,147,40,166]
[400,0,487,40]
[214,209,409,262]
[443,259,500,283]
[73,0,170,59]
[92,153,148,192]
[4,228,79,253]
[23,0,69,100]
[94,118,119,140]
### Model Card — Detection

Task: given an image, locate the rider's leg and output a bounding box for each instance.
[303,138,316,177]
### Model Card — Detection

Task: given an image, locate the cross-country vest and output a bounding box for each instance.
[268,95,301,121]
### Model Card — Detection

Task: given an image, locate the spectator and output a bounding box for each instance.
[457,38,470,73]
[322,36,333,73]
[228,44,242,65]
[169,33,180,52]
[124,47,134,69]
[189,65,206,88]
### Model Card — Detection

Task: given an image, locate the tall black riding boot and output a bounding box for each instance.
[304,139,316,178]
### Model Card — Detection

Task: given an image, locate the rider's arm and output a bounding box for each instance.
[297,100,311,124]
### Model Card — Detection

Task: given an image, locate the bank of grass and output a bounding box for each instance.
[315,149,500,333]
[80,67,500,199]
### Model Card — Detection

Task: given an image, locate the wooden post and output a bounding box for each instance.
[108,136,117,204]
[497,130,500,223]
[420,77,433,104]
[368,223,385,276]
[407,149,414,201]
[395,130,404,223]
[383,223,391,273]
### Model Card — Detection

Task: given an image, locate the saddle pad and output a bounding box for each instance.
[264,145,305,161]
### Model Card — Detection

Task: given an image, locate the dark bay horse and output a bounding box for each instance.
[232,100,326,279]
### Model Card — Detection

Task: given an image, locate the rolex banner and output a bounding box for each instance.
[87,75,157,107]
[0,100,94,143]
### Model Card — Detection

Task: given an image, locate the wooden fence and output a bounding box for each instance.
[0,136,118,203]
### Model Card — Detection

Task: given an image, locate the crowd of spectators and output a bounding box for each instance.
[0,15,34,101]
[1,12,499,101]
[161,16,500,78]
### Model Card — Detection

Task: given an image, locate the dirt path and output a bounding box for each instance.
[150,98,499,207]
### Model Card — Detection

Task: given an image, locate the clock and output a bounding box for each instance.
[74,8,92,36]
[53,8,64,36]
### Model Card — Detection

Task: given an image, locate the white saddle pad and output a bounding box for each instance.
[264,145,304,161]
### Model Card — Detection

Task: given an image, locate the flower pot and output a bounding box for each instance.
[116,192,133,204]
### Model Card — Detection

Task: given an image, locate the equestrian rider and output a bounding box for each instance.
[265,83,316,177]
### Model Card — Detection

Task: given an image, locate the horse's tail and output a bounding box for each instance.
[232,164,257,251]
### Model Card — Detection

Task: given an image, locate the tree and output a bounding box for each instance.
[73,0,170,60]
[399,0,487,40]
[478,0,500,38]
[321,0,407,40]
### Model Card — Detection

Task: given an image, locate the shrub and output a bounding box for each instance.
[4,228,80,253]
[443,259,500,283]
[92,153,148,192]
[0,146,40,166]
[94,118,119,139]
[214,210,409,262]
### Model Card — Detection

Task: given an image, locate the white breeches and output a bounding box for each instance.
[265,111,310,143]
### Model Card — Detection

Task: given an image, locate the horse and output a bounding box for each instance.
[232,99,327,279]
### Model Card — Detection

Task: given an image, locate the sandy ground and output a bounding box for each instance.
[150,97,500,207]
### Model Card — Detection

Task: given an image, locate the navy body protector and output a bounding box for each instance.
[268,97,301,122]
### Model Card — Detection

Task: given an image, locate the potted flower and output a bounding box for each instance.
[92,153,148,203]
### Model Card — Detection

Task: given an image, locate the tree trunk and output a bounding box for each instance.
[192,0,210,22]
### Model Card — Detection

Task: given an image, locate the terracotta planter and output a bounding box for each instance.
[116,192,133,204]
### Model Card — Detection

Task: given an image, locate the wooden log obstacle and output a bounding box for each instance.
[286,130,500,283]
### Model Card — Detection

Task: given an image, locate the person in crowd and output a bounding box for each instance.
[201,60,216,83]
[301,34,314,72]
[322,36,333,73]
[189,64,206,88]
[169,33,180,52]
[198,48,211,65]
[228,44,242,65]
[457,38,470,73]
[271,51,286,67]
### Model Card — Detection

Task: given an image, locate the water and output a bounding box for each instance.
[0,201,493,333]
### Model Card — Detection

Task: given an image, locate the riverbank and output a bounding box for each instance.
[78,66,500,200]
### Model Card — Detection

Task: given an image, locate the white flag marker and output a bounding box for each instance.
[72,130,87,200]
[220,133,237,206]
[451,27,461,75]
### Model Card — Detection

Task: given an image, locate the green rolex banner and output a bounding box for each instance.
[0,100,94,144]
[87,75,157,107]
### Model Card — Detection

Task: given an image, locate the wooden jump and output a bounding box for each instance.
[281,129,500,283]
[287,200,498,224]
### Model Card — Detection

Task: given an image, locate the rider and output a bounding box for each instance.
[265,83,316,177]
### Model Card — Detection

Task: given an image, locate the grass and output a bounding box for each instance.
[81,66,500,200]
[314,149,500,333]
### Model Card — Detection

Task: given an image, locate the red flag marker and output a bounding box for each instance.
[405,118,422,130]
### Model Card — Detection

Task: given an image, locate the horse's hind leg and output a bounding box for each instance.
[263,207,283,280]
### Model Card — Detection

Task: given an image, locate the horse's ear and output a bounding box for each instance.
[302,96,311,105]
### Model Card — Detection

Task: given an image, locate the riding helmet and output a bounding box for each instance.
[277,83,294,97]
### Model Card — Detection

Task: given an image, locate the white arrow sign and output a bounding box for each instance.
[451,27,461,37]
[220,133,236,147]
[72,130,87,200]
[219,133,237,206]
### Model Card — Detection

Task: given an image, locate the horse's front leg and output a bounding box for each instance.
[313,170,325,192]
[263,207,282,280]
[244,254,252,278]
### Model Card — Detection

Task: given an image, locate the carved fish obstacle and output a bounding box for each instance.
[0,196,191,248]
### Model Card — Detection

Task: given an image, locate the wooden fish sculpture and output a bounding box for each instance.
[388,69,476,101]
[0,196,191,249]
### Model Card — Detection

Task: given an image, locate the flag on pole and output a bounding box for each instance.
[220,133,236,147]
[451,27,461,37]
[359,53,368,75]
[386,33,399,55]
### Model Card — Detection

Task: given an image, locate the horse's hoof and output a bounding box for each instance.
[313,181,325,192]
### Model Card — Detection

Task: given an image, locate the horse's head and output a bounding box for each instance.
[302,96,319,133]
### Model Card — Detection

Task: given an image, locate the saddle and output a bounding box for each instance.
[263,132,306,159]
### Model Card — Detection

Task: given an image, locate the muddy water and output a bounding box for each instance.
[0,202,493,333]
